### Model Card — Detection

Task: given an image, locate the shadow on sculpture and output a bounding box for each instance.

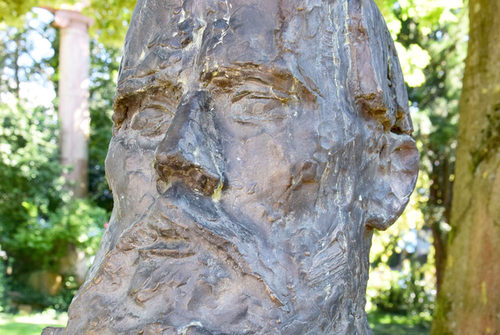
[44,0,418,334]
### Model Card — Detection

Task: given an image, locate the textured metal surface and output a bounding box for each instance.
[47,0,418,334]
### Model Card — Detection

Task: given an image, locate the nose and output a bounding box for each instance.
[154,91,224,196]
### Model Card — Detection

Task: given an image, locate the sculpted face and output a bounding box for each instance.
[61,0,419,334]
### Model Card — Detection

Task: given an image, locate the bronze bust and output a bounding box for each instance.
[46,0,418,334]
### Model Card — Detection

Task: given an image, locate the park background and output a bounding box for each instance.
[0,0,497,334]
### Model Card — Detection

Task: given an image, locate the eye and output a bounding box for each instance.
[131,107,173,137]
[230,96,288,122]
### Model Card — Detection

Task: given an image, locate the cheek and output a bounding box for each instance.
[105,137,157,205]
[224,133,292,205]
[104,138,126,194]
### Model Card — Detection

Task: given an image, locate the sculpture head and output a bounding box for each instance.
[63,0,419,334]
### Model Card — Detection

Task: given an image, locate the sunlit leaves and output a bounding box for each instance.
[396,42,431,86]
[0,101,64,243]
[0,0,75,28]
[0,0,135,47]
[0,99,107,278]
[84,0,135,47]
[376,0,465,88]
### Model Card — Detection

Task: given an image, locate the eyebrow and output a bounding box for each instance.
[202,65,317,105]
[231,87,291,103]
[113,80,182,129]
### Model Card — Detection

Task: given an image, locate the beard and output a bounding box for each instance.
[63,182,369,334]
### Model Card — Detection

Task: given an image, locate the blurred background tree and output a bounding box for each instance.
[431,0,499,333]
[2,1,493,335]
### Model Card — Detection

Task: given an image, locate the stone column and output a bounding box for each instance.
[53,10,93,198]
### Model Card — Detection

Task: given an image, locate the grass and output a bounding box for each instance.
[0,310,67,335]
[368,310,431,335]
[0,310,430,335]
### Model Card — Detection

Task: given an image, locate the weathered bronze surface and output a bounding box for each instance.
[44,0,418,334]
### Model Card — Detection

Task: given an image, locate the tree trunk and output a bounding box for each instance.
[431,0,500,334]
[428,151,453,294]
[431,220,446,294]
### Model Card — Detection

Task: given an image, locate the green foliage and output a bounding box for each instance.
[0,256,6,312]
[0,100,106,269]
[0,0,135,47]
[368,311,431,335]
[0,12,115,311]
[369,259,434,315]
[0,311,67,335]
[12,200,107,270]
[0,319,58,335]
[84,0,136,47]
[376,0,465,87]
[0,1,73,28]
[0,100,107,310]
[0,102,65,262]
[88,41,120,211]
[368,181,436,316]
[5,274,80,312]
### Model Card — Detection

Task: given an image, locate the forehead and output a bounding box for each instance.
[115,0,413,137]
[114,0,324,128]
[118,0,283,89]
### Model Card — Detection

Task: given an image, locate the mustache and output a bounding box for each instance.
[153,183,290,305]
[157,182,261,246]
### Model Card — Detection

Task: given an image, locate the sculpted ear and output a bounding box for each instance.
[364,134,419,230]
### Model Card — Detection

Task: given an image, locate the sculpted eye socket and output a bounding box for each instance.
[230,97,288,123]
[227,85,295,123]
[131,106,174,137]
